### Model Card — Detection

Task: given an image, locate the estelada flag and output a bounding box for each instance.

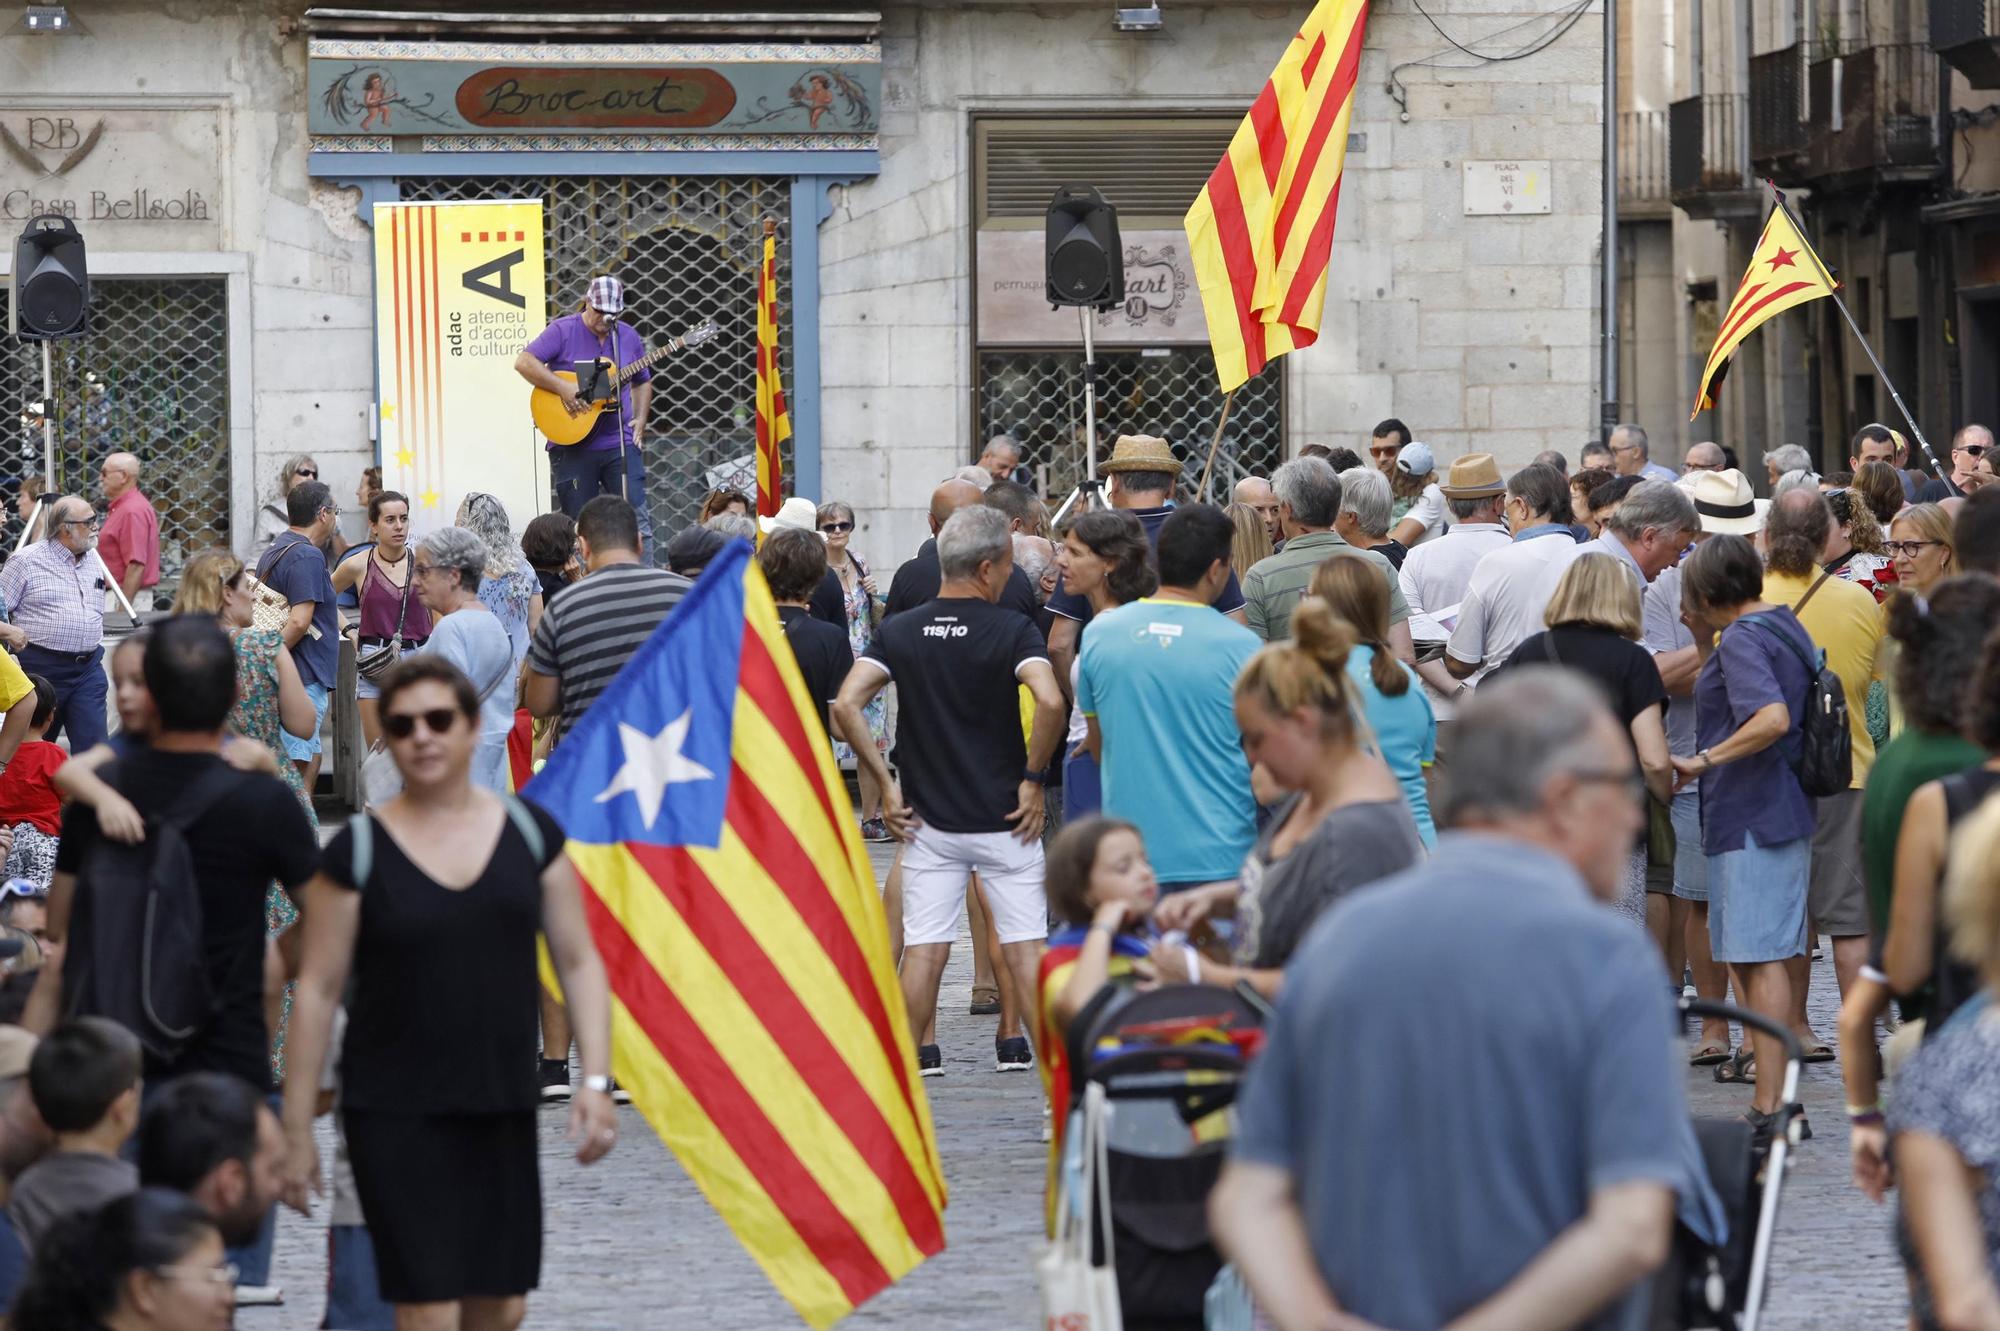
[755,228,792,519]
[523,542,945,1327]
[1185,0,1371,392]
[1692,206,1838,418]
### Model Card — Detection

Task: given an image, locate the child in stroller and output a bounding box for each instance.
[1036,817,1267,1330]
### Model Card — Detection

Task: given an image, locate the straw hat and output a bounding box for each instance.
[1686,468,1767,535]
[1099,434,1183,477]
[1438,452,1506,499]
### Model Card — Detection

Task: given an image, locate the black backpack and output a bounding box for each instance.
[62,764,239,1062]
[1740,605,1852,798]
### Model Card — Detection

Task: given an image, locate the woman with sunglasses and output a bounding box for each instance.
[409,528,516,794]
[281,656,615,1330]
[252,455,323,562]
[333,492,433,747]
[815,501,891,839]
[12,1188,235,1331]
[1887,502,1960,597]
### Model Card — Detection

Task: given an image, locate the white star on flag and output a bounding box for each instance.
[593,710,716,828]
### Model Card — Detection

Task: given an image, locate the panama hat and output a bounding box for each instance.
[1687,468,1767,535]
[1437,452,1506,499]
[1099,434,1183,477]
[758,496,820,534]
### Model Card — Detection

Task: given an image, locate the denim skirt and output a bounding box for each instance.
[1707,832,1811,963]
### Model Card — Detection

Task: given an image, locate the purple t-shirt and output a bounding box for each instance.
[1695,608,1817,854]
[523,313,652,452]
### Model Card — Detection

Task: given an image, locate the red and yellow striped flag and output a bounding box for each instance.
[755,224,792,519]
[1692,205,1838,418]
[1185,0,1371,392]
[524,541,945,1327]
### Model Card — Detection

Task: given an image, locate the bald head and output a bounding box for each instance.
[1684,441,1724,473]
[1233,475,1281,542]
[100,452,140,500]
[929,479,985,532]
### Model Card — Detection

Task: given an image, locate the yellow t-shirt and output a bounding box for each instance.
[1762,568,1884,786]
[0,651,35,717]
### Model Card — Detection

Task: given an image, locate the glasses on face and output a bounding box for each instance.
[819,521,854,534]
[155,1261,240,1288]
[382,708,462,740]
[410,562,440,578]
[1884,539,1943,557]
[1368,443,1398,458]
[58,516,99,531]
[294,469,318,480]
[1962,445,1989,459]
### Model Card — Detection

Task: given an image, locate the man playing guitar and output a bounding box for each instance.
[514,274,655,554]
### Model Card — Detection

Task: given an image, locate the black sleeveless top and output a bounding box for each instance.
[1932,767,2000,1035]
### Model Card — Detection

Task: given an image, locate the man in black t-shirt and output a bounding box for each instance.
[758,528,852,739]
[884,478,1042,621]
[833,506,1065,1076]
[30,617,318,1095]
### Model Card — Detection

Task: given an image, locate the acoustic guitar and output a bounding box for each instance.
[530,318,722,446]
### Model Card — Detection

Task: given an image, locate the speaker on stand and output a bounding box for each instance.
[1044,185,1124,526]
[11,215,91,501]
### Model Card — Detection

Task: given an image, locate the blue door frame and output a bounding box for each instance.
[309,148,878,504]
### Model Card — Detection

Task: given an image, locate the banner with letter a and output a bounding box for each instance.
[373,199,547,535]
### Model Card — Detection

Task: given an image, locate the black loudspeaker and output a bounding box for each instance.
[12,215,89,340]
[1045,184,1124,310]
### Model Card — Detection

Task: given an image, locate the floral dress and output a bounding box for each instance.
[482,557,539,678]
[230,627,317,1083]
[831,553,888,763]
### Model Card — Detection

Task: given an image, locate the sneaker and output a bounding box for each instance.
[995,1036,1033,1072]
[539,1059,572,1103]
[234,1285,284,1307]
[918,1044,943,1077]
[609,1078,633,1106]
[860,817,892,843]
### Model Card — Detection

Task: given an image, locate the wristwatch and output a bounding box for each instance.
[580,1075,613,1094]
[1696,748,1715,772]
[1023,766,1050,785]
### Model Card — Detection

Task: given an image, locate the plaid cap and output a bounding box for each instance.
[587,275,624,314]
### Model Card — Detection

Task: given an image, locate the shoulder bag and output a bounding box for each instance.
[245,536,321,641]
[355,554,415,684]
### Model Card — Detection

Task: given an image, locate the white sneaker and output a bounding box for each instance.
[1040,1101,1053,1143]
[234,1284,284,1306]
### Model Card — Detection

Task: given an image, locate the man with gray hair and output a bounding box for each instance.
[1763,443,1813,491]
[1610,423,1677,483]
[1332,466,1408,569]
[1241,456,1411,650]
[0,494,110,753]
[1683,441,1725,474]
[978,434,1024,486]
[834,505,1066,1077]
[1213,668,1721,1329]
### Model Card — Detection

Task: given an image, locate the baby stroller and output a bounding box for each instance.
[1650,997,1807,1331]
[1057,981,1268,1330]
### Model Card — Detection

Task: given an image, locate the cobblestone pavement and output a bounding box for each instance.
[258,842,1905,1329]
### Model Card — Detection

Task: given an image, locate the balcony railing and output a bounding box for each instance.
[1932,0,2000,88]
[1749,46,1810,179]
[1670,94,1754,215]
[1805,43,1941,179]
[1619,110,1670,212]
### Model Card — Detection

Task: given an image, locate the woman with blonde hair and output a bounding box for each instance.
[1225,502,1273,581]
[1152,598,1423,994]
[1885,793,2000,1329]
[1310,554,1436,845]
[454,491,544,675]
[254,454,323,556]
[1499,552,1673,926]
[1888,502,1959,596]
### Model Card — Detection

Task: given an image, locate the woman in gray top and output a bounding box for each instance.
[1154,597,1425,987]
[411,528,517,794]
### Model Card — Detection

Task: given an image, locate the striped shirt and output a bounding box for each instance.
[526,562,691,736]
[0,538,107,653]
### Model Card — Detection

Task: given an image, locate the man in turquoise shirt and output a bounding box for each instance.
[1078,505,1260,890]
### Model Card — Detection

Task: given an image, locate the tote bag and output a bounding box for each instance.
[1037,1082,1121,1330]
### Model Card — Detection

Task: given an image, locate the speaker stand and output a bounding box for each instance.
[1049,305,1105,528]
[39,340,54,494]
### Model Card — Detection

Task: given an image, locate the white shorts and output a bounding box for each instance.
[901,824,1047,948]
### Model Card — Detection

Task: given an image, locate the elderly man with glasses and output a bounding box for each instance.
[0,496,111,752]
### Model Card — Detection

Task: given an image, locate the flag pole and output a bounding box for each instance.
[1196,388,1238,503]
[1765,182,1953,494]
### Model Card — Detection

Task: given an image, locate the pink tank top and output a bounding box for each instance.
[358,550,432,644]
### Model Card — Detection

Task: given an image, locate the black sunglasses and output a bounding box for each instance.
[819,521,854,534]
[381,708,462,740]
[294,468,318,479]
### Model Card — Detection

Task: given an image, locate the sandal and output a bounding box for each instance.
[1743,1107,1813,1146]
[1799,1041,1835,1063]
[1714,1050,1757,1084]
[1689,1044,1732,1067]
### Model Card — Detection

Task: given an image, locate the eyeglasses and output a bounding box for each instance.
[294,469,318,479]
[154,1262,240,1288]
[819,521,854,534]
[410,562,440,577]
[381,708,462,740]
[57,516,99,530]
[1884,539,1944,557]
[1962,445,1989,458]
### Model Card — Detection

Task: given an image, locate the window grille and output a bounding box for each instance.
[0,277,231,582]
[400,175,794,539]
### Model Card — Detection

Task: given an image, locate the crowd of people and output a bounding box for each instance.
[0,410,1992,1329]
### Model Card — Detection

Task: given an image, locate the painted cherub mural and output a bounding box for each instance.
[741,66,872,130]
[320,65,451,129]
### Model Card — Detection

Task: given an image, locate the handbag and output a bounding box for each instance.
[359,638,513,808]
[246,537,320,640]
[1037,1082,1121,1331]
[354,555,415,684]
